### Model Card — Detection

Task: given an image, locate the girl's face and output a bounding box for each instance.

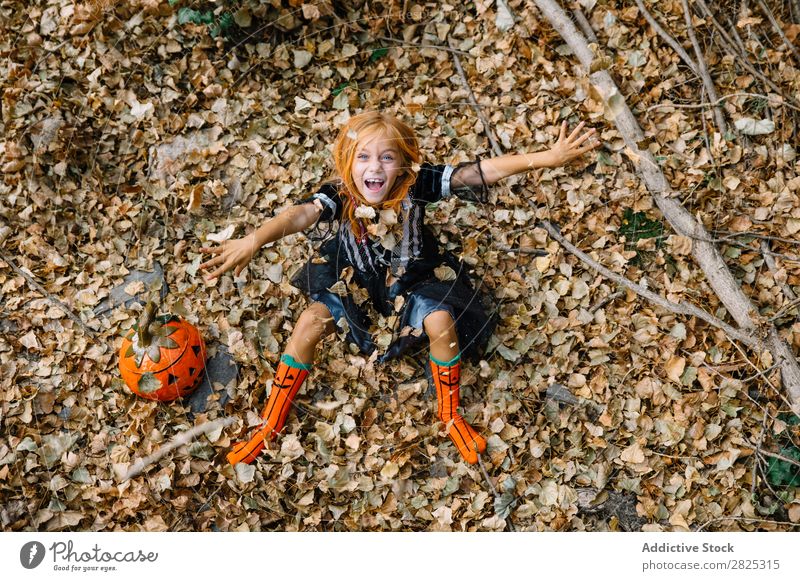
[351,133,404,205]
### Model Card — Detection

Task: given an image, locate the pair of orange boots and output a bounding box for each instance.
[226,353,486,465]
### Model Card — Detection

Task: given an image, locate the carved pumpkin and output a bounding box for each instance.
[119,302,206,401]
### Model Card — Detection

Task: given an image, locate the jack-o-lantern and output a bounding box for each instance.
[119,302,206,401]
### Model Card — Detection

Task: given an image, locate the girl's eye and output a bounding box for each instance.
[382,155,394,161]
[357,153,368,160]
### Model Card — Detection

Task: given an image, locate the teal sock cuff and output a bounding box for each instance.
[280,353,313,371]
[430,353,461,367]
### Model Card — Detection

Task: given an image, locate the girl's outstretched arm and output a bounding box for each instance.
[452,121,599,188]
[199,202,322,281]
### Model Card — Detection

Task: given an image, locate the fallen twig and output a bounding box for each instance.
[634,0,700,76]
[589,289,624,313]
[0,250,97,338]
[495,243,548,256]
[756,0,800,62]
[571,7,597,44]
[122,416,236,481]
[539,219,760,348]
[679,0,727,135]
[447,37,504,157]
[476,452,517,532]
[740,441,800,470]
[761,240,797,302]
[695,0,800,109]
[645,91,800,114]
[378,36,472,56]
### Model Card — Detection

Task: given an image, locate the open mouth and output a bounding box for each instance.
[364,178,385,192]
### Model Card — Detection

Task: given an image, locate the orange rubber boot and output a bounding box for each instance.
[227,355,311,465]
[429,354,486,464]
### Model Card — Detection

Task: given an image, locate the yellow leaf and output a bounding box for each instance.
[665,356,686,383]
[620,442,645,464]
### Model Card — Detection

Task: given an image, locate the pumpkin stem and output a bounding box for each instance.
[136,302,157,347]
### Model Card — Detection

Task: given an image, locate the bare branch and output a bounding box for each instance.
[761,240,798,302]
[634,0,700,76]
[679,0,728,135]
[122,417,236,481]
[695,0,800,108]
[0,250,96,338]
[756,0,800,62]
[531,0,800,416]
[539,219,760,348]
[447,37,504,157]
[571,7,597,44]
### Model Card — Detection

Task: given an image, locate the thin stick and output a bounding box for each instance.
[447,37,504,157]
[571,7,597,44]
[0,250,96,338]
[646,91,800,114]
[695,0,800,109]
[697,515,800,531]
[634,0,700,76]
[377,36,472,56]
[756,0,800,62]
[761,240,797,302]
[590,290,624,313]
[740,441,800,469]
[679,0,727,135]
[122,416,236,481]
[531,0,800,415]
[476,452,517,532]
[495,243,548,256]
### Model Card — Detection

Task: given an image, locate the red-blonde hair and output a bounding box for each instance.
[331,111,421,242]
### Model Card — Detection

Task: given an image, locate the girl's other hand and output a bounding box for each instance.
[199,235,258,281]
[549,121,599,166]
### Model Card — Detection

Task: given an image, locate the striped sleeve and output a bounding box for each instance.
[410,163,455,204]
[294,183,343,222]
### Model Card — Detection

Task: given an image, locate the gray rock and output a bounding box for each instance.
[93,262,168,317]
[187,344,237,414]
[147,126,225,186]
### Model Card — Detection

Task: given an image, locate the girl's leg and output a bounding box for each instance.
[423,310,486,464]
[227,302,334,464]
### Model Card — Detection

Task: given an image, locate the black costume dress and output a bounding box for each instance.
[291,161,497,363]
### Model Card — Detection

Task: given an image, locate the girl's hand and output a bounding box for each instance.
[548,121,599,167]
[199,235,259,281]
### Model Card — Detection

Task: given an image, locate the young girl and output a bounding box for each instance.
[200,111,597,465]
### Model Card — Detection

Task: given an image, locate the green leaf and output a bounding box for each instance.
[494,491,516,519]
[177,7,201,25]
[766,446,800,487]
[188,441,215,460]
[138,372,162,394]
[160,337,179,349]
[778,412,800,427]
[369,47,388,62]
[332,82,351,97]
[619,208,663,249]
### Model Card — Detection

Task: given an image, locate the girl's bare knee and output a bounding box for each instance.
[296,302,335,339]
[423,310,454,334]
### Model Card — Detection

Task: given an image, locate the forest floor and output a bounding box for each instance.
[1,0,799,531]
